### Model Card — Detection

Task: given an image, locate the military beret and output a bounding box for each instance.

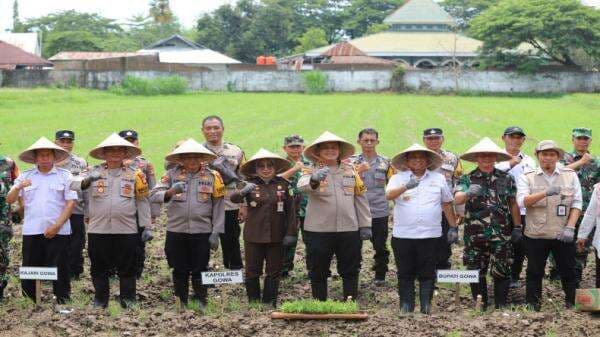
[118,129,138,140]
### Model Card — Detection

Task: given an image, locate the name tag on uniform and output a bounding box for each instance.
[277,201,284,212]
[557,204,567,217]
[120,180,134,198]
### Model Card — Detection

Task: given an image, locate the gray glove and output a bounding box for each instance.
[557,227,575,243]
[545,186,561,197]
[310,167,329,183]
[141,228,153,242]
[511,227,523,243]
[81,171,102,188]
[466,184,483,198]
[404,177,419,190]
[209,232,220,251]
[282,235,297,247]
[240,182,257,196]
[171,181,186,194]
[359,227,372,241]
[447,227,459,244]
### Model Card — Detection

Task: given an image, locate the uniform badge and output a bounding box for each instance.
[277,185,282,190]
[250,201,257,207]
[122,183,133,195]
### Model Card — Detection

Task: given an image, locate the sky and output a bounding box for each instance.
[0,0,237,31]
[1,0,599,32]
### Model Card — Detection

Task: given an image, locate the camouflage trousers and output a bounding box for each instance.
[0,227,12,288]
[463,236,513,279]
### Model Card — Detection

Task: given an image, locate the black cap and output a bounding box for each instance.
[503,126,526,137]
[423,128,443,137]
[55,130,75,140]
[284,134,304,146]
[118,129,138,140]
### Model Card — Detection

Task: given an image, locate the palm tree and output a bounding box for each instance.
[149,0,174,25]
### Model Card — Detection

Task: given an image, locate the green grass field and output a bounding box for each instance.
[1,88,598,175]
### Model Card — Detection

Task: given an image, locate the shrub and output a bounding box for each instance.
[302,70,328,94]
[110,75,188,96]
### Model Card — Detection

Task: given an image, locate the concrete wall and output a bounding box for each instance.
[1,68,599,93]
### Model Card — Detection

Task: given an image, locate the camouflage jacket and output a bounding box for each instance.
[0,155,19,228]
[562,151,600,211]
[456,168,516,241]
[286,155,312,219]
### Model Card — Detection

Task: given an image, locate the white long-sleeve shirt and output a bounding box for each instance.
[578,185,600,251]
[495,151,536,215]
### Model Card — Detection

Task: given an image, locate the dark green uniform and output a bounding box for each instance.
[562,150,600,285]
[0,155,18,299]
[282,155,312,275]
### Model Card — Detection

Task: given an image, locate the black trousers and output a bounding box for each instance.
[304,231,361,282]
[21,234,70,303]
[220,210,243,269]
[165,231,210,281]
[245,242,283,280]
[510,215,527,281]
[596,250,600,289]
[135,221,146,278]
[436,215,452,270]
[392,237,439,282]
[89,233,138,278]
[369,216,390,279]
[524,237,576,309]
[68,214,86,277]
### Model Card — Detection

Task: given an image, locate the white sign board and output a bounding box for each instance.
[19,267,58,280]
[201,270,244,285]
[437,269,479,283]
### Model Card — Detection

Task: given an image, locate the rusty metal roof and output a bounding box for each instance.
[49,51,140,61]
[321,42,367,57]
[327,55,398,65]
[0,40,52,68]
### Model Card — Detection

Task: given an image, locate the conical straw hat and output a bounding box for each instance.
[165,138,217,163]
[241,148,291,177]
[89,133,142,160]
[391,143,443,171]
[303,131,355,162]
[19,137,70,164]
[460,137,512,163]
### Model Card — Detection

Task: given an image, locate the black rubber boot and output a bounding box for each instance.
[92,277,109,309]
[419,280,434,314]
[342,277,358,301]
[262,277,280,307]
[0,280,6,302]
[470,277,488,311]
[119,276,137,309]
[561,280,576,309]
[191,279,207,307]
[311,280,328,301]
[245,278,261,303]
[493,278,510,309]
[398,279,415,313]
[173,273,189,305]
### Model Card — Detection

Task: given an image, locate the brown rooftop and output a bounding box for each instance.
[0,40,52,69]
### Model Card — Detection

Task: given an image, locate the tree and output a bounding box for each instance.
[440,0,496,29]
[12,0,25,32]
[294,27,328,53]
[149,0,174,24]
[45,31,102,58]
[470,0,600,67]
[342,0,404,39]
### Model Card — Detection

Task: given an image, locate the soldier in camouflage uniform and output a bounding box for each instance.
[455,138,522,310]
[55,130,89,280]
[0,153,19,301]
[422,128,463,270]
[561,128,600,286]
[279,135,312,278]
[119,130,158,279]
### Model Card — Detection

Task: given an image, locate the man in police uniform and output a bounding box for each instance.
[422,128,462,270]
[77,133,152,308]
[55,130,88,280]
[494,126,537,288]
[279,135,312,277]
[0,149,18,301]
[119,130,157,279]
[561,128,599,286]
[350,128,393,285]
[201,116,246,270]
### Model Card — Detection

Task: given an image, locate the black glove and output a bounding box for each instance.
[282,235,297,247]
[404,177,419,190]
[557,227,575,243]
[141,228,153,242]
[171,181,186,194]
[466,184,483,198]
[81,171,102,189]
[359,227,372,240]
[545,186,561,197]
[447,227,459,244]
[211,156,239,185]
[209,232,220,251]
[511,227,523,243]
[310,167,329,183]
[240,182,257,196]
